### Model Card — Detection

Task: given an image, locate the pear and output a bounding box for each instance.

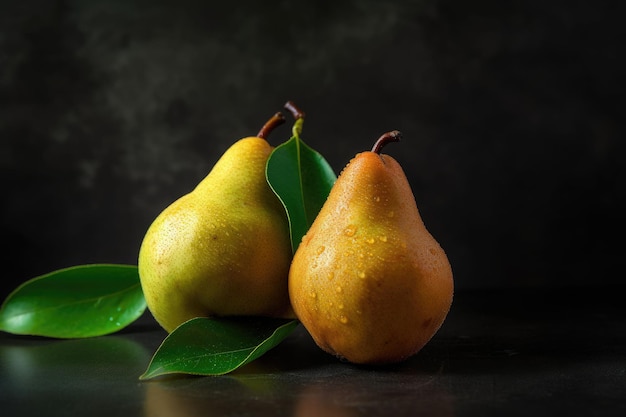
[138,113,293,332]
[289,131,453,364]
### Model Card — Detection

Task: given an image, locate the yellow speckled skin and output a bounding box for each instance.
[138,137,293,332]
[289,151,454,364]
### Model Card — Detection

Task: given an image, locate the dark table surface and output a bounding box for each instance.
[1,287,625,417]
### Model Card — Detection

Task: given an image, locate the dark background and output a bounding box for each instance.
[1,0,623,299]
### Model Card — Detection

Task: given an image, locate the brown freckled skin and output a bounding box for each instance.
[289,142,453,365]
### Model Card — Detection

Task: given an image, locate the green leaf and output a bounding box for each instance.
[140,317,299,379]
[266,118,337,252]
[0,264,146,338]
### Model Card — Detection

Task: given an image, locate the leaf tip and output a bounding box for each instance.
[138,371,153,381]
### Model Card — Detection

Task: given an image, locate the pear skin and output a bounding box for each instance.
[289,131,453,364]
[138,125,293,332]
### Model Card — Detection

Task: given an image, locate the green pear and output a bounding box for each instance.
[289,131,454,364]
[138,113,293,332]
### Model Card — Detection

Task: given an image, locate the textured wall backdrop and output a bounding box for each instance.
[1,0,623,298]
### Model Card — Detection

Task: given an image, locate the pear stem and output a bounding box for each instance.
[371,130,402,154]
[284,101,306,138]
[257,112,286,139]
[284,101,306,120]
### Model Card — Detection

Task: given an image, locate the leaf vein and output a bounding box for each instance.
[0,283,142,320]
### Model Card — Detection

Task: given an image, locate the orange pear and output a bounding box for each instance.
[289,131,453,364]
